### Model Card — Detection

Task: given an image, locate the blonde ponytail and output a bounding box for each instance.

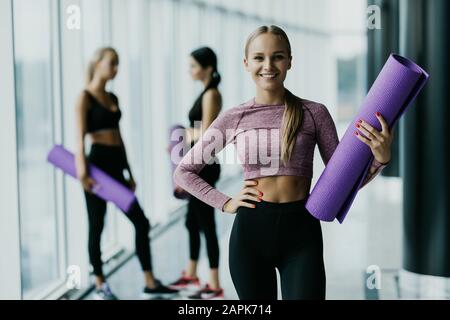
[281,89,303,165]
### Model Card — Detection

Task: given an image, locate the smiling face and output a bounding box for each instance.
[244,32,292,92]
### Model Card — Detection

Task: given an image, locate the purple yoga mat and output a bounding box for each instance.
[47,145,137,213]
[168,124,191,199]
[306,54,429,223]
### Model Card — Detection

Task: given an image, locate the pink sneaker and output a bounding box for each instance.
[188,284,224,300]
[169,271,201,291]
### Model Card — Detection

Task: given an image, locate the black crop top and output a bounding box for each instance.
[85,90,122,133]
[188,93,203,128]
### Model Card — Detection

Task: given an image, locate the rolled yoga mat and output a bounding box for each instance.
[168,124,191,199]
[47,145,137,213]
[306,53,429,224]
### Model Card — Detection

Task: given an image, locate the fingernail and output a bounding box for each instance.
[358,119,363,123]
[356,124,361,128]
[252,205,256,208]
[354,131,359,136]
[260,192,263,196]
[376,112,381,117]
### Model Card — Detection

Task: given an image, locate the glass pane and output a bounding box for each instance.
[81,0,106,61]
[13,0,59,296]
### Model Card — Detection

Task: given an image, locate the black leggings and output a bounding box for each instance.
[185,162,221,269]
[84,144,152,277]
[229,198,326,300]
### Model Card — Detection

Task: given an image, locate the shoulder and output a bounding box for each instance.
[79,89,91,101]
[202,88,221,106]
[224,99,253,116]
[203,88,221,99]
[300,98,329,114]
[209,101,249,127]
[299,98,336,136]
[77,90,92,111]
[301,98,334,121]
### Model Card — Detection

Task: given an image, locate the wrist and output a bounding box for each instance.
[78,172,89,180]
[76,163,88,177]
[373,158,389,168]
[222,198,232,212]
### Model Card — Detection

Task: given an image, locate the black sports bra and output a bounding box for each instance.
[188,93,203,129]
[85,90,122,133]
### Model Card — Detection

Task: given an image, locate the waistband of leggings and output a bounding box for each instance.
[247,197,308,210]
[88,144,127,163]
[90,143,124,152]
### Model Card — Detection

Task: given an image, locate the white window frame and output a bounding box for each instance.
[0,0,21,300]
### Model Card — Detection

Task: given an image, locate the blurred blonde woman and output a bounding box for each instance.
[75,47,178,300]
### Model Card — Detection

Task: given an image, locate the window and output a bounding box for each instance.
[13,0,59,297]
[332,0,368,122]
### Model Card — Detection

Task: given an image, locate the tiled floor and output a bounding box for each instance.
[84,169,403,300]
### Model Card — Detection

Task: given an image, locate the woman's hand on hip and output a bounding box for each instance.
[355,112,394,164]
[223,180,263,214]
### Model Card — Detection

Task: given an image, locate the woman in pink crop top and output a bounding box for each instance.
[173,26,394,300]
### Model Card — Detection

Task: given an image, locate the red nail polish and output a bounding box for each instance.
[356,124,361,128]
[358,119,363,123]
[376,112,381,117]
[354,131,359,136]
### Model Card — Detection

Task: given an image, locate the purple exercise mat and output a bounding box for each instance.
[306,53,429,223]
[47,145,137,213]
[168,124,191,199]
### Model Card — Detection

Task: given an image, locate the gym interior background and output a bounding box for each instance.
[0,0,448,300]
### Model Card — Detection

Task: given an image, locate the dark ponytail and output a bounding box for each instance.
[207,70,221,91]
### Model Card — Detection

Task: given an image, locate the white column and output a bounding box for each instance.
[59,0,90,290]
[0,0,22,300]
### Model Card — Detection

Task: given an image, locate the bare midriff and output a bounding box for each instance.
[88,129,121,146]
[252,175,311,203]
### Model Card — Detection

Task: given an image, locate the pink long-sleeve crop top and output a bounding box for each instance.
[173,97,387,212]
